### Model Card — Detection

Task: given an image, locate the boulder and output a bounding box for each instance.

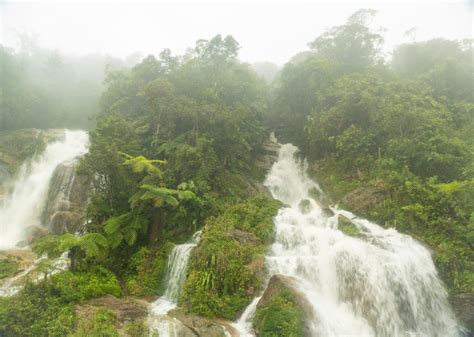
[168,308,233,337]
[339,186,386,216]
[450,293,474,335]
[337,214,361,237]
[227,229,261,246]
[42,160,90,234]
[254,274,315,337]
[76,295,150,335]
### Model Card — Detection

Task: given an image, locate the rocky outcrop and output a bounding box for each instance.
[450,293,474,335]
[254,274,315,337]
[76,295,150,335]
[255,136,280,172]
[227,229,261,245]
[168,308,235,337]
[41,160,89,234]
[339,186,386,216]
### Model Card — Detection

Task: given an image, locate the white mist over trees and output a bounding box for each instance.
[0,34,140,130]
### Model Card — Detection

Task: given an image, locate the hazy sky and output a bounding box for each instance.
[1,0,473,65]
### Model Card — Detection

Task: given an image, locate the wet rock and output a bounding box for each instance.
[337,214,361,237]
[42,160,90,234]
[450,293,474,335]
[246,255,266,295]
[321,206,335,217]
[299,199,311,214]
[254,274,315,337]
[168,308,232,337]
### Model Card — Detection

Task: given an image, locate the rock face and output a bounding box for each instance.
[255,136,280,172]
[339,186,386,216]
[254,274,315,337]
[41,160,89,234]
[450,293,474,335]
[76,295,150,335]
[168,308,234,337]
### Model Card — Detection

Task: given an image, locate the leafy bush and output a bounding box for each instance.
[180,197,281,319]
[0,269,121,337]
[0,258,19,279]
[125,244,173,296]
[70,309,119,337]
[253,289,304,337]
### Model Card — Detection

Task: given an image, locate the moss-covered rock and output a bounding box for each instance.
[168,308,234,337]
[337,214,361,237]
[253,275,313,337]
[180,196,281,319]
[74,295,149,336]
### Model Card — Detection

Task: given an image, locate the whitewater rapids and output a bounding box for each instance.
[234,143,462,337]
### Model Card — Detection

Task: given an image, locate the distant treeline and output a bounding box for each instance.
[0,35,141,130]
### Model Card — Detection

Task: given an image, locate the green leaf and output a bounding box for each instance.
[107,231,124,249]
[164,195,179,207]
[104,214,129,234]
[123,228,137,246]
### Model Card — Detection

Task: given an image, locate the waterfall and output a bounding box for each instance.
[149,231,201,336]
[0,130,89,248]
[235,143,463,337]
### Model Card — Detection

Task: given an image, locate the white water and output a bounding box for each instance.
[0,251,69,297]
[235,143,462,337]
[0,130,89,248]
[149,231,201,336]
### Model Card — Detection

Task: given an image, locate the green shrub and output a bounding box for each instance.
[124,320,148,337]
[0,269,121,337]
[70,309,119,337]
[0,258,19,279]
[253,290,304,337]
[51,268,121,301]
[125,244,173,296]
[0,282,76,337]
[181,197,281,319]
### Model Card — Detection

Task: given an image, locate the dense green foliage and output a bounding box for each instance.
[0,258,19,279]
[0,269,120,337]
[124,244,173,296]
[70,309,119,337]
[181,197,281,319]
[1,9,473,336]
[253,289,305,337]
[272,11,474,292]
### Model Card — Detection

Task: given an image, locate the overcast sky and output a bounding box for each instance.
[1,0,473,65]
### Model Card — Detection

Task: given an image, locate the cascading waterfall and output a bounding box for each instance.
[0,130,89,248]
[149,231,202,336]
[235,143,463,337]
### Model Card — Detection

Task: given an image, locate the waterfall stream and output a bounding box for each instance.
[234,143,463,337]
[149,231,201,336]
[0,130,89,248]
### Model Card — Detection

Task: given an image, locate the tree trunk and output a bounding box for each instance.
[148,209,163,244]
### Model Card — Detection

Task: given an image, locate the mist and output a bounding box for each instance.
[1,1,474,336]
